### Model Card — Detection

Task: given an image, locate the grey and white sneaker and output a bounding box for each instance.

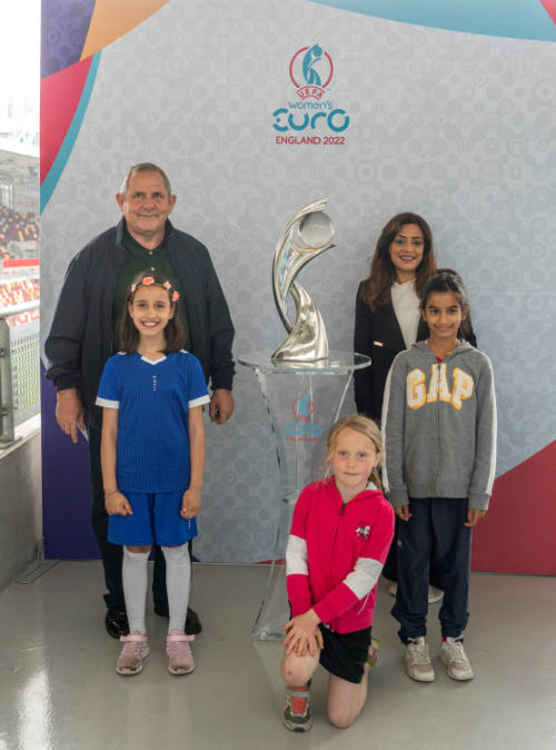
[282,688,312,732]
[428,585,444,604]
[405,637,435,682]
[440,637,474,681]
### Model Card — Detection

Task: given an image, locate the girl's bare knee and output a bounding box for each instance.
[327,707,356,729]
[281,660,306,686]
[126,545,151,553]
[281,654,315,686]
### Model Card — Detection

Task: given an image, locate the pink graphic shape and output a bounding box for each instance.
[40,58,92,184]
[472,441,556,575]
[539,0,556,23]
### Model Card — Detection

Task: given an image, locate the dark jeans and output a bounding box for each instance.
[382,518,399,581]
[87,419,171,611]
[382,517,443,590]
[391,497,471,642]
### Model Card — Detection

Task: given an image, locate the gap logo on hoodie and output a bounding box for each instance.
[407,364,474,411]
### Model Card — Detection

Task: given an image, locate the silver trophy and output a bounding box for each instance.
[271,198,335,361]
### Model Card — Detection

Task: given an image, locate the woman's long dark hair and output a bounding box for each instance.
[362,212,437,310]
[119,269,186,353]
[420,269,474,342]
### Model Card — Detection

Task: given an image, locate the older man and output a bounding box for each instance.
[46,163,234,638]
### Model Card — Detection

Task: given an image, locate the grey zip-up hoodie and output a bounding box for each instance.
[382,341,497,510]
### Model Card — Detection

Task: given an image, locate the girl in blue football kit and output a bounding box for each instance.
[96,270,209,677]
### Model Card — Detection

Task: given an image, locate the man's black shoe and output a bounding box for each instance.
[105,607,129,639]
[185,607,202,635]
[153,604,202,635]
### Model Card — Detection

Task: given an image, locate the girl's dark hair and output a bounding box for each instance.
[119,269,186,353]
[420,269,474,341]
[362,212,437,310]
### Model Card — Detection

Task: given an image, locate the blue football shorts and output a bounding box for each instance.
[107,491,198,546]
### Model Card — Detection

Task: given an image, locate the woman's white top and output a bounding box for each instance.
[391,279,420,348]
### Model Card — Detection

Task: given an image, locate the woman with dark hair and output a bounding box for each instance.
[354,213,476,602]
[354,213,436,426]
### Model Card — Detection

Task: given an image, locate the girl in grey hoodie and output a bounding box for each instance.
[382,271,496,684]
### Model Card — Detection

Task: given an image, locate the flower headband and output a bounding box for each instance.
[130,276,180,302]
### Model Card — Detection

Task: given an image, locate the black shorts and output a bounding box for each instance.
[318,624,372,684]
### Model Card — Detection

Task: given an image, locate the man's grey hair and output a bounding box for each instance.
[119,163,173,197]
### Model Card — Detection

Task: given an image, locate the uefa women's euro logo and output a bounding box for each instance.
[285,396,324,442]
[273,44,350,145]
[289,45,334,101]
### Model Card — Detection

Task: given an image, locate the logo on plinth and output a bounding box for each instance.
[291,396,316,421]
[285,396,323,441]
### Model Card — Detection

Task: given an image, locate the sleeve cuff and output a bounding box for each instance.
[54,375,81,391]
[389,488,409,507]
[210,365,235,392]
[468,492,489,511]
[189,394,210,408]
[95,397,119,409]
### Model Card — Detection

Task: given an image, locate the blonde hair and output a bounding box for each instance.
[324,415,383,489]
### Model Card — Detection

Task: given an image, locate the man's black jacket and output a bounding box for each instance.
[45,219,234,418]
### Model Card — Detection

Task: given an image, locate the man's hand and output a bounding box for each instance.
[209,389,234,424]
[55,388,85,444]
[105,491,133,516]
[181,487,202,519]
[396,504,412,521]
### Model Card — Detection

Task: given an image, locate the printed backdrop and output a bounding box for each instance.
[40,0,556,572]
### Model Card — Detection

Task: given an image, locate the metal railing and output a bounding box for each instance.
[0,304,40,444]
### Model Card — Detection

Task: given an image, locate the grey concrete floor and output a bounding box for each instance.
[0,562,555,750]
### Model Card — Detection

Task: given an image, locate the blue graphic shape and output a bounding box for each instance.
[41,51,101,214]
[302,44,323,85]
[297,397,312,416]
[308,0,556,42]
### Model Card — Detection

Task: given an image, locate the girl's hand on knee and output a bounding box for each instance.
[283,633,315,658]
[281,630,299,654]
[465,507,486,528]
[282,610,321,656]
[181,487,201,519]
[396,504,412,521]
[297,633,322,658]
[105,491,132,516]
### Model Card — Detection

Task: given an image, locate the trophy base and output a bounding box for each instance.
[271,351,329,363]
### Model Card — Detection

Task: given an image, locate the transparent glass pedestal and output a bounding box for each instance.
[237,351,370,640]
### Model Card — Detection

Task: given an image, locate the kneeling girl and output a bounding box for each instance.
[281,415,395,731]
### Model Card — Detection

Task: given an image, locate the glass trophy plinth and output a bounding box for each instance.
[237,351,371,640]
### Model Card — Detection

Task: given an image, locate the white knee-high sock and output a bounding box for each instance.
[162,544,191,634]
[122,548,150,635]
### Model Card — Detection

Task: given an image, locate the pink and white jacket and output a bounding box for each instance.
[286,477,395,634]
